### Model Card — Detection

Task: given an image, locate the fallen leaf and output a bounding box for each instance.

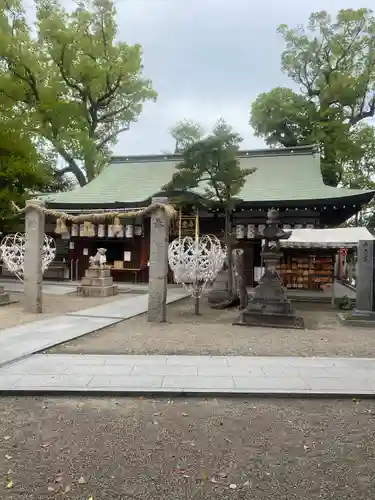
[303,445,309,451]
[243,480,251,487]
[229,484,237,489]
[175,468,186,475]
[7,480,13,489]
[47,486,55,492]
[55,472,64,483]
[78,476,86,484]
[182,413,188,417]
[88,497,93,500]
[3,436,11,441]
[5,454,12,460]
[7,469,12,475]
[218,472,228,478]
[63,485,71,494]
[211,478,217,483]
[41,443,50,449]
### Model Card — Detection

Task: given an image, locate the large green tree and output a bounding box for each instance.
[170,119,204,153]
[163,119,254,297]
[0,0,156,186]
[0,115,49,227]
[250,8,375,186]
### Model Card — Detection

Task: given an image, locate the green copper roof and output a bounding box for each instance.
[44,146,374,206]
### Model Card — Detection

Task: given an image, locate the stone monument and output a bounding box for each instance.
[148,196,169,322]
[207,259,235,306]
[24,199,45,313]
[232,248,248,310]
[236,208,304,329]
[77,248,118,297]
[340,240,375,326]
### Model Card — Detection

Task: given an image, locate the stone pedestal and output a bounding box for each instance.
[236,252,304,329]
[148,197,169,323]
[0,286,11,307]
[24,198,45,313]
[77,268,118,297]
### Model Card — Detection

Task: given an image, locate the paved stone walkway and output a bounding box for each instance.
[0,290,188,367]
[1,354,375,396]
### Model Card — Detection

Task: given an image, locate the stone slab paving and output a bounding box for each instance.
[1,354,375,396]
[67,291,184,319]
[0,290,188,367]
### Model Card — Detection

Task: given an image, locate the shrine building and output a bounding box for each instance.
[14,145,375,288]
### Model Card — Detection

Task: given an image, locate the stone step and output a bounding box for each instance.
[85,268,111,279]
[77,285,118,297]
[81,277,114,287]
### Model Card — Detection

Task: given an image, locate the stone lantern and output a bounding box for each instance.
[236,208,304,329]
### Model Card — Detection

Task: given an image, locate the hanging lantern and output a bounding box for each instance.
[79,223,85,236]
[71,224,79,237]
[108,224,114,238]
[258,224,265,235]
[97,224,106,238]
[89,222,96,237]
[283,224,291,230]
[236,224,245,239]
[247,224,255,239]
[112,217,124,238]
[125,224,133,238]
[134,225,143,236]
[82,221,95,237]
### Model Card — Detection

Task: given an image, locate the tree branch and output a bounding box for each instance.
[97,126,129,149]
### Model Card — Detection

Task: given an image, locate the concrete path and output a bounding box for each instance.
[0,290,188,367]
[1,354,375,396]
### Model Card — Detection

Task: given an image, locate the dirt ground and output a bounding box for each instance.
[0,291,134,330]
[0,396,374,499]
[49,297,375,358]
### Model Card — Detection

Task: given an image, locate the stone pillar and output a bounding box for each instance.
[353,240,374,315]
[148,196,169,322]
[24,199,45,313]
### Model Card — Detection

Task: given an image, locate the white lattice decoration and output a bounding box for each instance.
[0,232,56,282]
[168,234,226,297]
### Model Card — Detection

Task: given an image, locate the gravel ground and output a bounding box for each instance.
[49,297,375,357]
[0,292,135,330]
[0,396,374,500]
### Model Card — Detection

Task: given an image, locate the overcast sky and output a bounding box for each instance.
[109,0,373,155]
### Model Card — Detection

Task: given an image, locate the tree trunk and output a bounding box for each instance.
[49,139,88,186]
[194,294,200,315]
[225,209,233,295]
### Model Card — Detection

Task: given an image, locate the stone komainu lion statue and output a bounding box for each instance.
[89,248,107,268]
